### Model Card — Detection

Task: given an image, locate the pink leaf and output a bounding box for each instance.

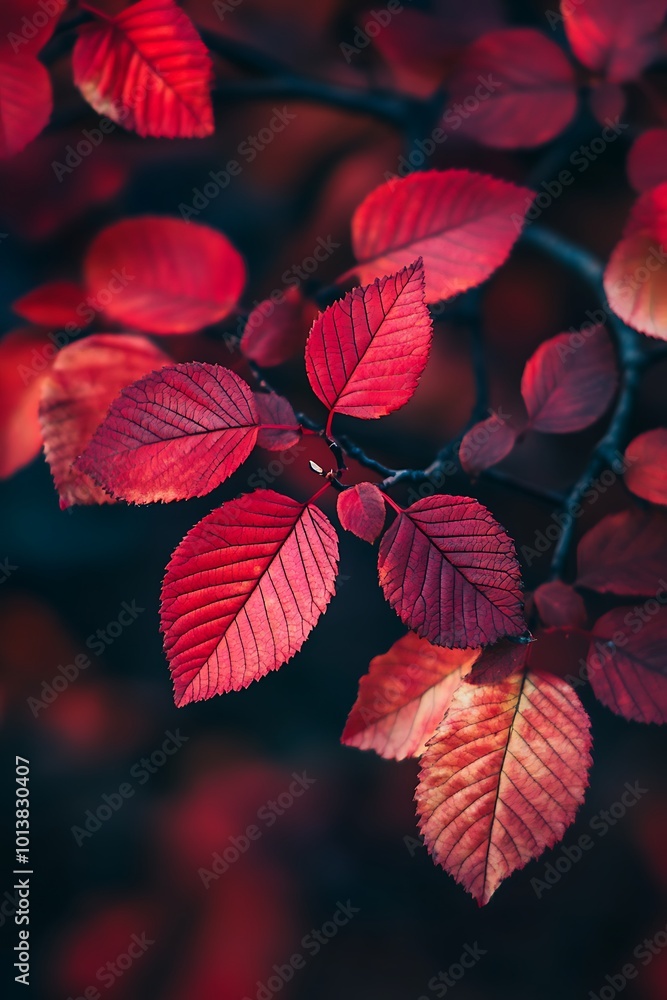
[72,0,214,138]
[0,0,67,56]
[351,170,534,303]
[624,428,667,505]
[76,362,259,503]
[12,281,87,327]
[39,333,170,508]
[588,607,667,724]
[378,495,526,647]
[603,183,667,340]
[254,392,300,451]
[533,580,587,629]
[161,490,339,705]
[336,482,386,543]
[562,0,667,82]
[446,29,577,149]
[459,414,518,477]
[84,216,246,334]
[341,632,479,760]
[627,129,667,193]
[305,260,432,422]
[416,669,592,904]
[521,327,617,433]
[0,328,54,477]
[240,287,310,368]
[0,54,52,158]
[577,508,667,596]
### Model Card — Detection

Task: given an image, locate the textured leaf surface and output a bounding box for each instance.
[72,0,213,138]
[351,170,534,303]
[84,216,245,334]
[0,328,53,477]
[603,184,667,340]
[627,128,667,193]
[240,287,310,368]
[466,639,530,686]
[337,482,386,543]
[341,633,479,760]
[12,280,86,327]
[305,260,431,420]
[589,607,667,724]
[0,55,52,158]
[378,495,526,647]
[521,327,617,433]
[577,508,667,596]
[253,392,300,451]
[161,490,339,705]
[562,0,667,81]
[534,581,587,629]
[76,362,259,503]
[39,334,170,508]
[459,414,518,477]
[416,669,592,904]
[446,29,577,149]
[624,429,667,505]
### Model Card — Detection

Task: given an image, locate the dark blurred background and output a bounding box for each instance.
[2,1,667,998]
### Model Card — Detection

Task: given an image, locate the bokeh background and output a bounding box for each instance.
[2,1,667,998]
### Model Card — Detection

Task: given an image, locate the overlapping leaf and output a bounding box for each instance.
[341,633,479,760]
[416,669,592,904]
[84,216,246,334]
[446,28,577,149]
[378,495,526,647]
[253,392,300,451]
[161,490,339,705]
[337,482,386,543]
[72,0,214,138]
[466,638,530,685]
[588,607,667,724]
[39,334,170,508]
[624,429,667,505]
[76,362,260,503]
[305,260,431,424]
[351,170,534,303]
[576,508,667,595]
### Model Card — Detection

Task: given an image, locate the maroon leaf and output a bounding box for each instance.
[576,508,667,596]
[13,280,86,328]
[466,638,530,685]
[336,482,386,543]
[534,580,587,629]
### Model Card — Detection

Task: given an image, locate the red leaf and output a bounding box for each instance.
[0,328,53,477]
[351,170,534,303]
[39,333,170,508]
[305,260,432,424]
[76,362,259,503]
[0,54,52,158]
[161,490,339,705]
[603,183,667,340]
[627,129,667,193]
[378,495,526,647]
[459,413,518,477]
[589,81,626,127]
[416,669,592,904]
[84,216,245,334]
[534,580,587,629]
[72,0,213,139]
[521,327,617,433]
[562,0,667,82]
[253,392,300,451]
[589,607,667,724]
[0,0,67,56]
[337,482,386,543]
[341,633,479,760]
[446,29,577,149]
[12,280,87,327]
[240,287,310,368]
[624,429,667,505]
[466,638,530,686]
[577,508,667,595]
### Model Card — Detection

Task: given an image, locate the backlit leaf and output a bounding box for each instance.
[0,328,53,477]
[562,0,667,82]
[13,280,87,327]
[0,54,52,158]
